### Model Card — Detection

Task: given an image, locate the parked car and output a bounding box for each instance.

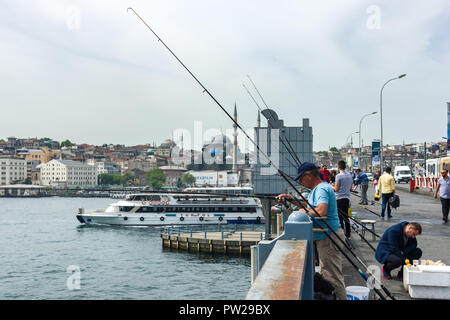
[366,172,374,181]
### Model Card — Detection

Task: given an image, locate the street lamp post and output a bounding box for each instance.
[380,74,406,173]
[359,111,377,170]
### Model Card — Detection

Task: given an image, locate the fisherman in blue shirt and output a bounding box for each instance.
[354,169,369,205]
[276,162,346,300]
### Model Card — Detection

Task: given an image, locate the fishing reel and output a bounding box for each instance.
[271,200,291,213]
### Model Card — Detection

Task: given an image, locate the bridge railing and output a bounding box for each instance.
[246,212,315,300]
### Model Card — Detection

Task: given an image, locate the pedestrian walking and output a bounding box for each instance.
[373,169,381,187]
[276,162,347,300]
[434,169,450,224]
[332,160,353,238]
[375,221,422,279]
[354,168,369,205]
[376,167,396,220]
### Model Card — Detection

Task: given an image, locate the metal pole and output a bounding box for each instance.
[380,74,406,174]
[359,112,377,169]
[424,142,427,175]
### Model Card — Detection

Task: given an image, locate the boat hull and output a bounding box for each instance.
[76,213,264,227]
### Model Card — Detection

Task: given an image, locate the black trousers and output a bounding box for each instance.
[441,197,450,221]
[384,248,423,273]
[337,198,350,238]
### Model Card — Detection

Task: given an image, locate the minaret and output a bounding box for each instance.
[232,102,238,173]
[181,132,184,168]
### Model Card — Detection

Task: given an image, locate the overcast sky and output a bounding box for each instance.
[1,0,449,151]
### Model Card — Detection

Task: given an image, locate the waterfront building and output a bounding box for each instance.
[159,165,188,187]
[0,158,27,185]
[188,170,239,187]
[87,159,120,175]
[39,159,98,187]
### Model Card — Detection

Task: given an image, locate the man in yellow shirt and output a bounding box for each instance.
[376,167,396,220]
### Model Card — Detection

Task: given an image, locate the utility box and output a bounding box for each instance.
[403,265,450,299]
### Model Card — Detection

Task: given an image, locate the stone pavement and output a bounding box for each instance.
[340,184,450,300]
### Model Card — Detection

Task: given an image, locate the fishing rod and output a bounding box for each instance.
[286,192,389,300]
[242,81,301,168]
[245,75,302,166]
[285,195,391,299]
[127,8,388,300]
[336,206,380,238]
[329,206,394,299]
[242,83,300,169]
[350,222,377,252]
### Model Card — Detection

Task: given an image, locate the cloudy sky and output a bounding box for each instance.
[1,0,449,151]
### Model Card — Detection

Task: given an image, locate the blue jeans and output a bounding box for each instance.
[381,193,394,217]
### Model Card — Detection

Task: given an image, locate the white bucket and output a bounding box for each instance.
[346,286,370,300]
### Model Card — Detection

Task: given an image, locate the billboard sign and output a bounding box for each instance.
[372,141,380,166]
[447,103,450,156]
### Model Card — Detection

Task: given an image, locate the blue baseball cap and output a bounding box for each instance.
[294,162,319,181]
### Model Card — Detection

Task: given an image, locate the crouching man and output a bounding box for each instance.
[375,221,422,279]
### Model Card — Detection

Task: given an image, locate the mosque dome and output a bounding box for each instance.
[159,139,176,149]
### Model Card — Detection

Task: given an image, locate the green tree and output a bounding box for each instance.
[144,168,166,190]
[98,173,113,185]
[123,172,134,185]
[61,139,75,148]
[329,147,340,154]
[176,178,184,188]
[112,173,124,185]
[182,172,196,186]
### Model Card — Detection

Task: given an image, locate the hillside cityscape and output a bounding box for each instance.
[1,135,446,191]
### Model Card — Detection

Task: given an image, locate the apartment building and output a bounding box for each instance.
[0,158,27,185]
[39,159,98,186]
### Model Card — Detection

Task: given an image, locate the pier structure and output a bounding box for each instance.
[161,227,268,254]
[0,184,48,197]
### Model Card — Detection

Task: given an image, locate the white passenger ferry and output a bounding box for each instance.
[76,193,264,226]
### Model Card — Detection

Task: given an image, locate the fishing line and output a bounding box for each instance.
[242,83,300,169]
[245,75,303,166]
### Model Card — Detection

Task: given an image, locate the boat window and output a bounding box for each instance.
[151,195,161,201]
[119,206,134,212]
[231,207,238,212]
[249,207,256,213]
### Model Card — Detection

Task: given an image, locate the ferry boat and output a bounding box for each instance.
[76,193,264,226]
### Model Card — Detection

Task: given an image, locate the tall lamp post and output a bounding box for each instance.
[380,74,406,173]
[443,137,448,156]
[359,111,377,170]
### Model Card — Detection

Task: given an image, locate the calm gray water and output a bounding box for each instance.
[0,197,259,300]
